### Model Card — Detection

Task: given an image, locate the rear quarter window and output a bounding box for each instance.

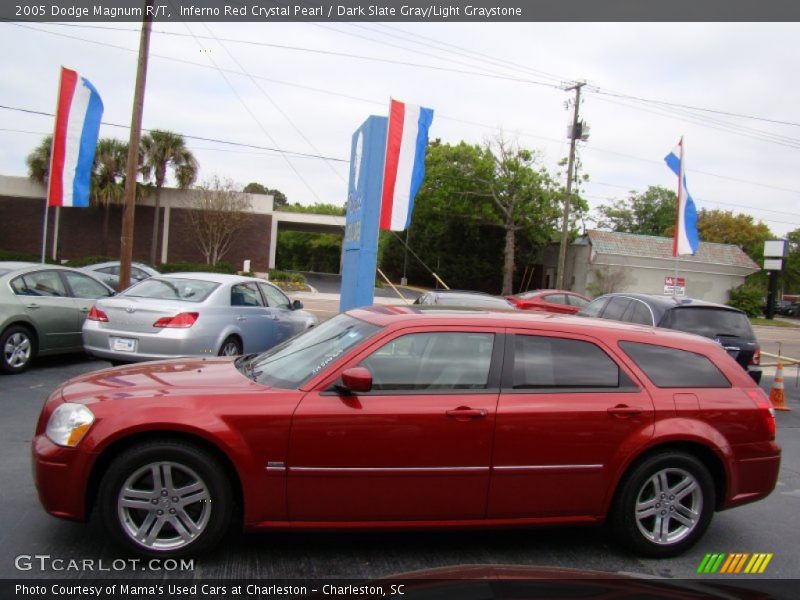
[661,307,754,339]
[619,341,731,388]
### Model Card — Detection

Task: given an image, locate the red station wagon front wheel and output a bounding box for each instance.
[98,440,233,557]
[612,452,715,557]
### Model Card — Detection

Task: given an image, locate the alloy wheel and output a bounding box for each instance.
[3,332,31,369]
[634,467,702,545]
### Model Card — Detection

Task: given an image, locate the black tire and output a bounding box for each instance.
[611,452,715,557]
[0,325,36,374]
[218,336,243,357]
[97,440,233,557]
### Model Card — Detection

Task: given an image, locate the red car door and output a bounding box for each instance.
[288,327,502,522]
[488,329,655,519]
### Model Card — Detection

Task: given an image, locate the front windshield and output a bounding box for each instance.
[241,314,381,389]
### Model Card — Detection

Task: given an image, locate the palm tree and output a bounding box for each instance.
[140,130,198,265]
[26,136,53,186]
[92,138,129,253]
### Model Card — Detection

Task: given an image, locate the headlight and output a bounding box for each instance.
[46,403,95,447]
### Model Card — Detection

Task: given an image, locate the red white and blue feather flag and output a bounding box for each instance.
[379,99,434,231]
[664,137,700,256]
[47,67,104,208]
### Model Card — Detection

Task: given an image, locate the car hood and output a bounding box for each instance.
[59,357,260,404]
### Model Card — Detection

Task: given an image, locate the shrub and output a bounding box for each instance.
[0,249,53,263]
[267,269,306,284]
[728,285,764,317]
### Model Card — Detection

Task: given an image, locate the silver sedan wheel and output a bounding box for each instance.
[4,332,32,369]
[117,461,211,551]
[220,341,240,356]
[635,467,702,545]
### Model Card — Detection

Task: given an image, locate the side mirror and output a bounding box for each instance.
[292,299,304,310]
[339,367,372,394]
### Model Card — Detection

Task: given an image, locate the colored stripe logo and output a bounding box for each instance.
[697,553,773,574]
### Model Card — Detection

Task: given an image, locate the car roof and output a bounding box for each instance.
[82,261,156,271]
[348,305,719,349]
[154,272,271,285]
[593,292,744,313]
[0,261,40,272]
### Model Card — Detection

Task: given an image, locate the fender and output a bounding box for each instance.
[600,417,732,514]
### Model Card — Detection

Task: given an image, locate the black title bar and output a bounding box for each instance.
[3,0,800,23]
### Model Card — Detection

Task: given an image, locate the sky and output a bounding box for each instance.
[1,20,798,238]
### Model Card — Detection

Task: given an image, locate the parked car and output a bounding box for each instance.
[80,261,159,291]
[34,306,779,558]
[414,290,516,310]
[0,261,115,373]
[577,293,762,383]
[82,273,317,362]
[507,289,590,314]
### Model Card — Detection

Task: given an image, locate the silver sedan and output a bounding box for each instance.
[82,272,318,362]
[79,261,159,291]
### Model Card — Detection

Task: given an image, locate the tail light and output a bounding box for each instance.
[746,388,776,440]
[87,305,108,322]
[153,312,199,328]
[750,347,761,366]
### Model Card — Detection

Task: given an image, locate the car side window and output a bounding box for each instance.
[512,335,620,389]
[544,294,567,305]
[619,341,731,388]
[601,297,631,321]
[579,297,607,317]
[131,267,148,281]
[97,266,119,275]
[231,282,265,307]
[259,283,291,309]
[361,332,495,391]
[12,270,68,297]
[567,295,589,308]
[63,272,113,299]
[624,300,653,326]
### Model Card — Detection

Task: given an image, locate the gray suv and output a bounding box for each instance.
[578,293,762,383]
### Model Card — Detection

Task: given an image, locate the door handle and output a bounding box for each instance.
[237,316,246,322]
[446,407,487,420]
[26,303,40,309]
[607,405,643,416]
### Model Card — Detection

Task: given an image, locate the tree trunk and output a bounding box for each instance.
[149,186,162,265]
[502,224,515,296]
[102,205,110,255]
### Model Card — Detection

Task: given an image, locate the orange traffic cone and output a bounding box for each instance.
[770,362,790,411]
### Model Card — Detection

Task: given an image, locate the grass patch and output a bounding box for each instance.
[750,317,800,328]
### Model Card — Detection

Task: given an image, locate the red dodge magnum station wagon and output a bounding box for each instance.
[32,306,780,558]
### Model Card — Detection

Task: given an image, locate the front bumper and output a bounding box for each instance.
[32,434,92,521]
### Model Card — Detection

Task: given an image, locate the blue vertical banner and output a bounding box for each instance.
[340,115,388,312]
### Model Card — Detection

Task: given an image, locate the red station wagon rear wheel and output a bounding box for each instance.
[612,452,715,557]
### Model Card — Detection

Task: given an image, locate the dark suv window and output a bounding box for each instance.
[660,307,754,339]
[620,341,731,388]
[512,335,620,389]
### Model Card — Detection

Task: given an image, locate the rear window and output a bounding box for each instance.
[619,341,730,388]
[661,307,754,339]
[578,296,608,317]
[123,277,219,302]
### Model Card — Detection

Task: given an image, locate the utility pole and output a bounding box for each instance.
[555,82,585,291]
[119,0,153,291]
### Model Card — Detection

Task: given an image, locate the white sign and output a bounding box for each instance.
[764,259,783,271]
[764,240,787,258]
[664,276,686,296]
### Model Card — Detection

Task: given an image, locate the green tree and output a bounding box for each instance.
[243,182,288,208]
[694,209,773,264]
[379,138,567,294]
[595,185,677,236]
[782,229,800,294]
[92,138,129,252]
[26,135,53,186]
[140,130,198,265]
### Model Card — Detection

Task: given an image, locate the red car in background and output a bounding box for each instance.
[32,306,779,558]
[507,289,590,314]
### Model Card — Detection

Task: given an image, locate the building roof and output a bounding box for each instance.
[584,230,760,270]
